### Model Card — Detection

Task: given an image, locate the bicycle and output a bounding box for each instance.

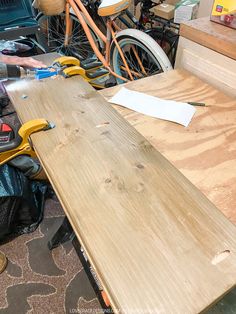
[36,0,172,84]
[114,0,179,66]
[135,0,179,65]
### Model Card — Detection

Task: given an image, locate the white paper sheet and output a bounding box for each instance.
[109,87,196,127]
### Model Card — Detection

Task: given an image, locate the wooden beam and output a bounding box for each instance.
[5,55,236,313]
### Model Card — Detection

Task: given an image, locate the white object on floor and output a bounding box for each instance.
[109,87,196,127]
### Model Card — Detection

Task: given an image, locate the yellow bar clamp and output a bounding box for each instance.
[0,119,55,165]
[53,56,109,89]
[53,56,82,67]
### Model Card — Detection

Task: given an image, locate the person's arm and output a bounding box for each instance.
[0,55,47,68]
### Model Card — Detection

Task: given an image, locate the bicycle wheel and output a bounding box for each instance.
[145,28,179,66]
[110,29,172,84]
[37,12,100,60]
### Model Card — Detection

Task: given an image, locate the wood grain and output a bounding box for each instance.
[5,55,236,313]
[180,17,236,60]
[101,69,236,225]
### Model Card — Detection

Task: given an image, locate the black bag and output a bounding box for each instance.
[0,164,48,241]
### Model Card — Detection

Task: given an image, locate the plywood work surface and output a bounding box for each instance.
[101,70,236,224]
[180,17,236,60]
[5,54,236,314]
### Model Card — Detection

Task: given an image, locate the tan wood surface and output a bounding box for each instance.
[5,54,236,314]
[180,17,236,60]
[175,36,236,97]
[101,69,236,224]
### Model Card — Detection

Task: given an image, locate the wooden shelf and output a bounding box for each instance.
[180,17,236,60]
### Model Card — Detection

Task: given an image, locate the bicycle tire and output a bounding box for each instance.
[37,12,100,60]
[145,28,179,66]
[110,28,172,84]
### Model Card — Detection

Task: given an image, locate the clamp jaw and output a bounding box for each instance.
[0,119,55,165]
[53,56,110,89]
[32,56,110,89]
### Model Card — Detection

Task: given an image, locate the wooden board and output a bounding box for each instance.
[180,17,236,60]
[5,55,236,314]
[175,36,236,97]
[101,69,236,224]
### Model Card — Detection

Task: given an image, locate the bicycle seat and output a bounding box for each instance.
[98,0,130,16]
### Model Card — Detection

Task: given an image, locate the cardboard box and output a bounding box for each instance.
[210,0,236,29]
[164,0,180,5]
[152,0,179,6]
[174,0,200,24]
[150,4,175,20]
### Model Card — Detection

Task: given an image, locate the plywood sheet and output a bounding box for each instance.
[5,56,236,314]
[180,17,236,60]
[101,69,236,224]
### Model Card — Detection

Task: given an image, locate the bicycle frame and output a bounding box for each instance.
[65,0,137,82]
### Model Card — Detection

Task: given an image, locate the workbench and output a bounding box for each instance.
[4,53,236,314]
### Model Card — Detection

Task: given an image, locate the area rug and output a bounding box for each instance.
[0,195,101,314]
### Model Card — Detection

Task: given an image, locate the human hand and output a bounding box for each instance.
[17,57,47,68]
[0,55,47,68]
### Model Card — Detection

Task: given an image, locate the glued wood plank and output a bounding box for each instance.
[5,56,236,314]
[101,69,236,224]
[180,17,236,60]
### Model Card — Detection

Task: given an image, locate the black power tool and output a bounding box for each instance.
[0,122,14,144]
[0,63,35,117]
[0,62,35,80]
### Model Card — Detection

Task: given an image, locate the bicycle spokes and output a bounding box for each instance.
[117,43,162,80]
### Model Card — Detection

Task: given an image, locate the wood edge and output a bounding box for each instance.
[199,284,236,313]
[34,150,120,313]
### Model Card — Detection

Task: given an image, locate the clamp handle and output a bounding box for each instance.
[0,119,55,165]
